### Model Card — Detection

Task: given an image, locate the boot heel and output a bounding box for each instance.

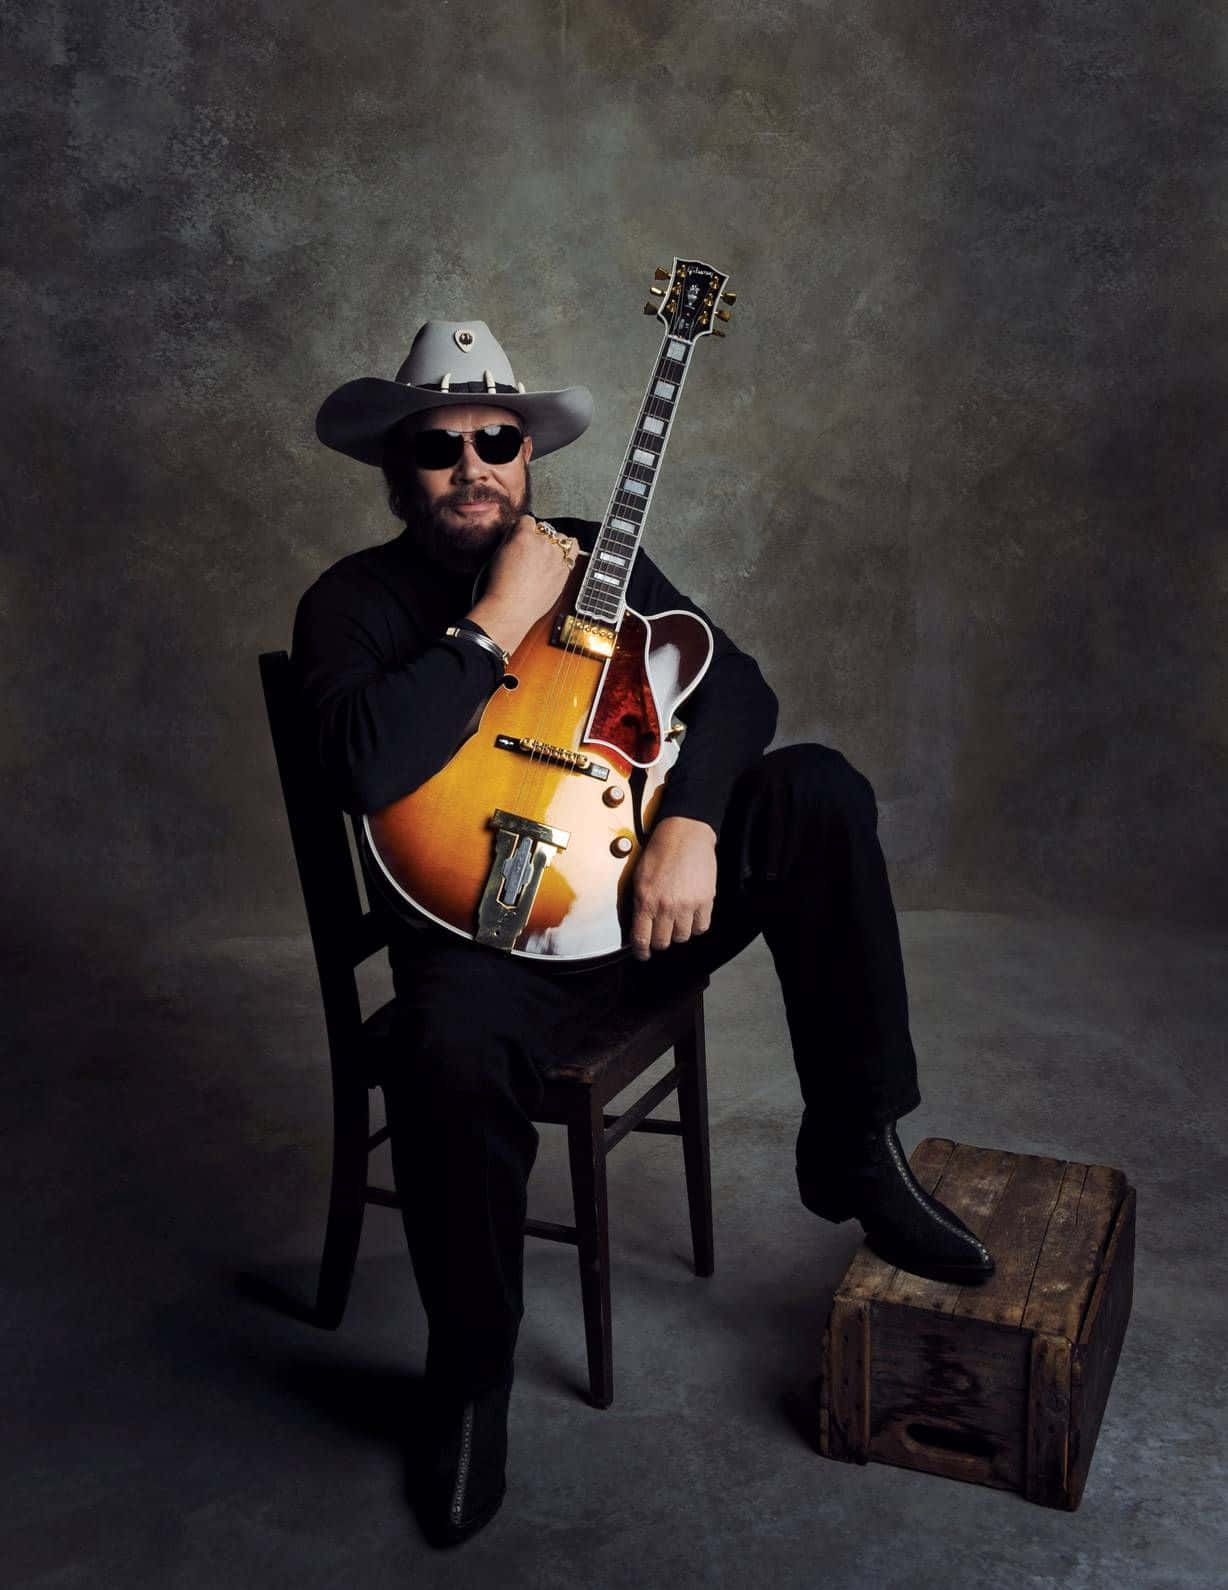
[797,1175,858,1223]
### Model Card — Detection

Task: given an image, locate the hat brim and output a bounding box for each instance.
[316,378,593,465]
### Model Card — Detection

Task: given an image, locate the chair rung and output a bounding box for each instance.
[603,1065,680,1152]
[524,1217,579,1245]
[602,1113,682,1137]
[365,1185,400,1207]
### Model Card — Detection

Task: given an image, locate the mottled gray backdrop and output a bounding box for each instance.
[5,0,1225,973]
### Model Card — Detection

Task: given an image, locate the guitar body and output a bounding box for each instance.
[362,559,714,962]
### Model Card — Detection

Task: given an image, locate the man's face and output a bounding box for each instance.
[396,403,533,570]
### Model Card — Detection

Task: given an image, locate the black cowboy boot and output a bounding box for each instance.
[798,1121,995,1285]
[412,1373,513,1548]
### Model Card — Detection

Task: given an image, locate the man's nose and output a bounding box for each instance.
[452,438,489,481]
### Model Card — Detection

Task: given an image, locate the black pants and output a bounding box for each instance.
[382,743,921,1394]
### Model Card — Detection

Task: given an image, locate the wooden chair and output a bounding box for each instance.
[255,649,713,1407]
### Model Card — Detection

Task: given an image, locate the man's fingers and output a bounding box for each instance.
[630,906,655,960]
[631,897,717,957]
[632,902,681,957]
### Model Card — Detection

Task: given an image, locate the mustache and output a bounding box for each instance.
[442,486,508,507]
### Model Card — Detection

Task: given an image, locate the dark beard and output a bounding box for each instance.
[403,469,533,572]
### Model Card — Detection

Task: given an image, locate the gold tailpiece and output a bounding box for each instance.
[476,809,571,949]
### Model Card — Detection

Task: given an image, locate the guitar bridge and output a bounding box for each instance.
[494,734,609,779]
[476,809,571,949]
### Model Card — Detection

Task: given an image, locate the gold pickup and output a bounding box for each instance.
[551,612,618,657]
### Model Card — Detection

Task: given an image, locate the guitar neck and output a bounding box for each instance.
[574,333,695,624]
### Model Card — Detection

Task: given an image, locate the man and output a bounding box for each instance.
[293,320,993,1547]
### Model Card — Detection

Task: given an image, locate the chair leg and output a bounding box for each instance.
[675,993,715,1278]
[313,1073,371,1329]
[567,1092,614,1408]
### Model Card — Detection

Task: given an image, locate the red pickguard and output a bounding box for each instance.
[586,611,660,769]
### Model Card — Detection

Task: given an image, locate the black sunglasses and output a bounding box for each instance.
[409,424,525,470]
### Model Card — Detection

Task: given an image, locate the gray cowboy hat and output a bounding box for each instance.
[316,319,593,465]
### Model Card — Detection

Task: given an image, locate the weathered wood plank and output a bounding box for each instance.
[953,1150,1069,1327]
[1067,1185,1136,1508]
[818,1316,833,1456]
[910,1135,960,1190]
[823,1296,870,1462]
[1026,1331,1073,1506]
[1021,1162,1126,1340]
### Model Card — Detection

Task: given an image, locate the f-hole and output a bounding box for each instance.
[628,766,648,843]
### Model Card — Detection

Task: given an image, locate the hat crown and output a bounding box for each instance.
[394,320,518,391]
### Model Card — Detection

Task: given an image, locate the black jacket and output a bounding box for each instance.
[291,516,778,834]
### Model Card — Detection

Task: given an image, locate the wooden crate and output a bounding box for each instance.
[818,1138,1135,1509]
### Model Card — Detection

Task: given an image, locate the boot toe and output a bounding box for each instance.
[413,1376,512,1547]
[863,1223,995,1285]
[807,1123,997,1285]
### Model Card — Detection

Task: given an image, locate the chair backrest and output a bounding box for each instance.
[259,650,390,1053]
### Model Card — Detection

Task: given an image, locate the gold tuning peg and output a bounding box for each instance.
[654,267,671,281]
[650,285,665,296]
[716,308,732,321]
[644,301,661,315]
[720,290,737,304]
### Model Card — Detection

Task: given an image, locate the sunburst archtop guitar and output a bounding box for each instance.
[361,258,737,963]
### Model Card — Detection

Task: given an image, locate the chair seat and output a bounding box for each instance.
[357,974,709,1091]
[541,974,709,1086]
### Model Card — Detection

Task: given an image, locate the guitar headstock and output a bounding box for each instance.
[644,258,736,342]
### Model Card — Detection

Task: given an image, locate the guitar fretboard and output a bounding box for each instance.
[575,335,695,624]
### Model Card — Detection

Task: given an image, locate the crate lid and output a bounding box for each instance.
[836,1138,1131,1341]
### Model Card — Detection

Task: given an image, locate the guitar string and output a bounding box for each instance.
[508,541,603,821]
[508,593,583,819]
[506,508,601,812]
[507,538,599,818]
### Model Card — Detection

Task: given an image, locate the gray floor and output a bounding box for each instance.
[6,911,1226,1588]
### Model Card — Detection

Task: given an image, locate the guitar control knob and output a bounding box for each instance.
[602,786,626,807]
[610,835,634,857]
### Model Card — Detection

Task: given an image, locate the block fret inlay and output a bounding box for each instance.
[576,335,695,623]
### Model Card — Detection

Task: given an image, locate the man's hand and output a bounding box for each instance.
[468,516,579,656]
[629,815,718,960]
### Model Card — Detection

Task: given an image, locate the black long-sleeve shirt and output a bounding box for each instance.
[291,516,778,835]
